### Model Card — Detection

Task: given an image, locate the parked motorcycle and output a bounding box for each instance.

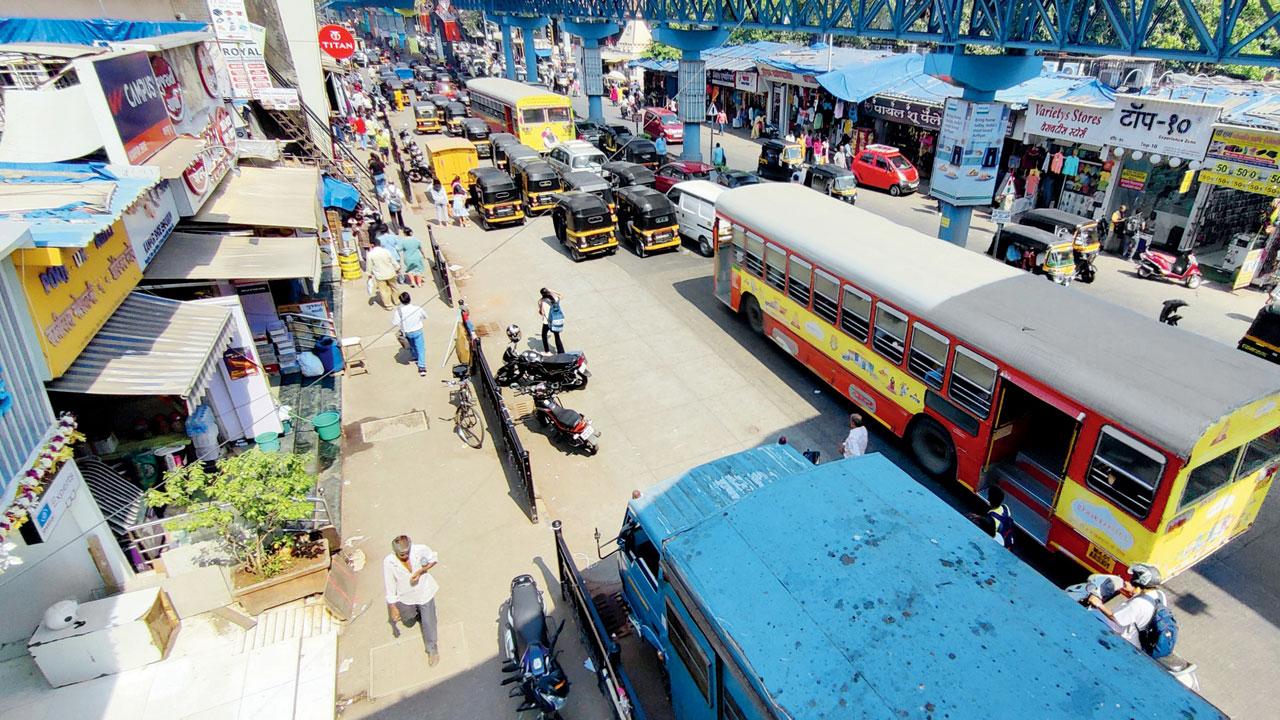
[407,152,432,183]
[495,325,590,390]
[1065,581,1202,693]
[500,575,570,719]
[518,383,600,455]
[1136,249,1203,289]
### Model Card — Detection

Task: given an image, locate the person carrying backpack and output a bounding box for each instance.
[537,287,566,353]
[984,486,1014,548]
[1084,563,1176,657]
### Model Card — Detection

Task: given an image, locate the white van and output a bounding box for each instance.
[666,180,724,257]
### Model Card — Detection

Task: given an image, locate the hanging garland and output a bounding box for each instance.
[0,414,83,573]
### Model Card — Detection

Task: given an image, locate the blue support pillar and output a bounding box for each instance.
[561,20,619,126]
[651,26,728,163]
[500,16,549,85]
[924,50,1042,247]
[501,22,516,80]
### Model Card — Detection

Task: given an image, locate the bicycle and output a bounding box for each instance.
[444,363,485,449]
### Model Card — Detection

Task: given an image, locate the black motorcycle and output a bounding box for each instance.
[518,383,600,455]
[501,575,569,719]
[495,325,589,390]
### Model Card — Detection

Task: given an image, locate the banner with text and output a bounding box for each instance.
[1025,98,1112,146]
[931,98,1008,206]
[1104,95,1220,160]
[1198,125,1280,197]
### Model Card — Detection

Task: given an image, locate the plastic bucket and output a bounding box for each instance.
[313,412,342,442]
[255,432,281,452]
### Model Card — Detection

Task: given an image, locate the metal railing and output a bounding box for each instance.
[468,334,537,523]
[427,226,455,306]
[553,520,645,720]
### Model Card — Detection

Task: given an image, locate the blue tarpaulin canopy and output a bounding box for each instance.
[630,41,799,74]
[0,161,160,248]
[0,18,206,46]
[322,176,360,212]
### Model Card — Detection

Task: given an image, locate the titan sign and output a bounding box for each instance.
[318,24,356,60]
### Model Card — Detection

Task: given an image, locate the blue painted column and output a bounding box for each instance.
[652,27,728,163]
[925,50,1042,247]
[500,16,549,85]
[561,20,619,125]
[501,22,516,80]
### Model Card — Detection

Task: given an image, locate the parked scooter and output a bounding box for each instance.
[495,325,590,390]
[500,575,570,719]
[1065,581,1201,693]
[518,382,600,455]
[1136,249,1203,289]
[406,149,432,183]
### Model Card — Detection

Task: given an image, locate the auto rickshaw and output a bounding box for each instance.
[443,102,468,136]
[552,191,619,261]
[504,145,540,175]
[423,137,480,190]
[413,102,442,134]
[1020,208,1101,283]
[620,138,660,170]
[601,161,656,190]
[994,223,1076,285]
[1239,303,1280,365]
[491,133,519,170]
[468,167,525,230]
[757,138,804,181]
[614,185,679,257]
[414,66,435,81]
[385,77,407,110]
[511,157,562,215]
[560,170,615,212]
[801,164,858,204]
[427,94,451,112]
[460,118,492,158]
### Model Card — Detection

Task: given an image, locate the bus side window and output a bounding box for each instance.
[764,243,787,291]
[811,268,839,324]
[872,304,908,365]
[908,323,950,390]
[787,256,812,307]
[741,231,763,276]
[666,597,712,704]
[730,224,746,263]
[1087,426,1165,518]
[839,285,871,342]
[949,346,997,418]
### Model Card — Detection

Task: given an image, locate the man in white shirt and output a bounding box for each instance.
[390,292,428,376]
[366,236,401,310]
[384,535,441,665]
[840,413,868,458]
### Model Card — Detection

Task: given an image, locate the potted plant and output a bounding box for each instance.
[145,449,331,615]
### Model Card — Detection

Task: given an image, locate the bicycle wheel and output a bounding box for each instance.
[455,392,485,449]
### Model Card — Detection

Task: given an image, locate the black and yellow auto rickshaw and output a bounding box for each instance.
[468,167,525,230]
[801,163,858,204]
[1020,208,1101,283]
[561,170,615,212]
[460,118,492,159]
[413,102,441,134]
[427,93,451,109]
[504,144,540,175]
[757,138,804,181]
[491,133,519,170]
[621,138,660,170]
[443,102,468,135]
[385,77,407,110]
[552,191,619,261]
[614,185,679,258]
[512,157,562,215]
[601,161,656,190]
[994,223,1076,285]
[1240,303,1280,365]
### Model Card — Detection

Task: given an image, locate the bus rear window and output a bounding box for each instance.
[1239,427,1280,479]
[547,107,571,123]
[1179,448,1242,510]
[521,108,546,124]
[1087,427,1164,518]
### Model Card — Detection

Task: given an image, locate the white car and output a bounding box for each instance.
[546,140,606,177]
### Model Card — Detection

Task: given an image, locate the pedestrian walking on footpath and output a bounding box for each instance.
[840,413,868,458]
[384,535,441,664]
[537,287,566,353]
[376,125,392,160]
[400,228,426,287]
[711,143,726,172]
[429,179,449,225]
[391,292,429,375]
[715,108,727,133]
[369,154,387,196]
[366,236,401,309]
[385,182,406,231]
[451,184,470,227]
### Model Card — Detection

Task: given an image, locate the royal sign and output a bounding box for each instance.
[318,25,356,60]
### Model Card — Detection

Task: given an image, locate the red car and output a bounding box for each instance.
[850,144,920,196]
[654,161,714,192]
[642,107,684,145]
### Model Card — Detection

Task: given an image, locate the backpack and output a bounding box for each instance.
[547,301,565,332]
[1138,601,1178,659]
[987,505,1014,548]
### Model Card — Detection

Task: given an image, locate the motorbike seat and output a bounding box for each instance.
[1172,255,1190,274]
[539,353,581,370]
[509,576,547,657]
[551,407,581,427]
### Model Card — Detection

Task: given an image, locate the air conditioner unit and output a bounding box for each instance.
[1099,69,1122,87]
[1059,62,1082,76]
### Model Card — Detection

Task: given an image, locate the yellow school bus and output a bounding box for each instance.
[465,77,574,153]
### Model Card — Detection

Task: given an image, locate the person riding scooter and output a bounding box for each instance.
[1081,563,1167,651]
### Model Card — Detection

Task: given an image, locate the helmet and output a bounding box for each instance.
[44,599,79,630]
[506,324,522,343]
[1129,563,1162,588]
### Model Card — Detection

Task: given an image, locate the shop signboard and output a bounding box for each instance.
[122,181,179,269]
[757,65,819,88]
[17,220,142,379]
[207,0,253,42]
[709,69,736,87]
[862,95,942,131]
[1119,168,1148,190]
[172,105,237,216]
[217,26,270,99]
[1025,98,1112,146]
[254,87,301,111]
[318,24,357,60]
[931,98,1008,206]
[25,460,80,543]
[91,52,177,164]
[1104,95,1220,161]
[150,43,221,137]
[1199,125,1280,197]
[734,71,759,94]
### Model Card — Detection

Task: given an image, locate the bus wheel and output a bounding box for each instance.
[741,295,764,335]
[909,417,955,477]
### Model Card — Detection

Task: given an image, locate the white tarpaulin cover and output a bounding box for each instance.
[144,231,321,285]
[191,166,322,230]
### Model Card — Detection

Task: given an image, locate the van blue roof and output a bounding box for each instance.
[663,453,1223,719]
[629,444,812,542]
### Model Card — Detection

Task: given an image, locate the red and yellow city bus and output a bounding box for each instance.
[713,183,1280,578]
[464,77,574,153]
